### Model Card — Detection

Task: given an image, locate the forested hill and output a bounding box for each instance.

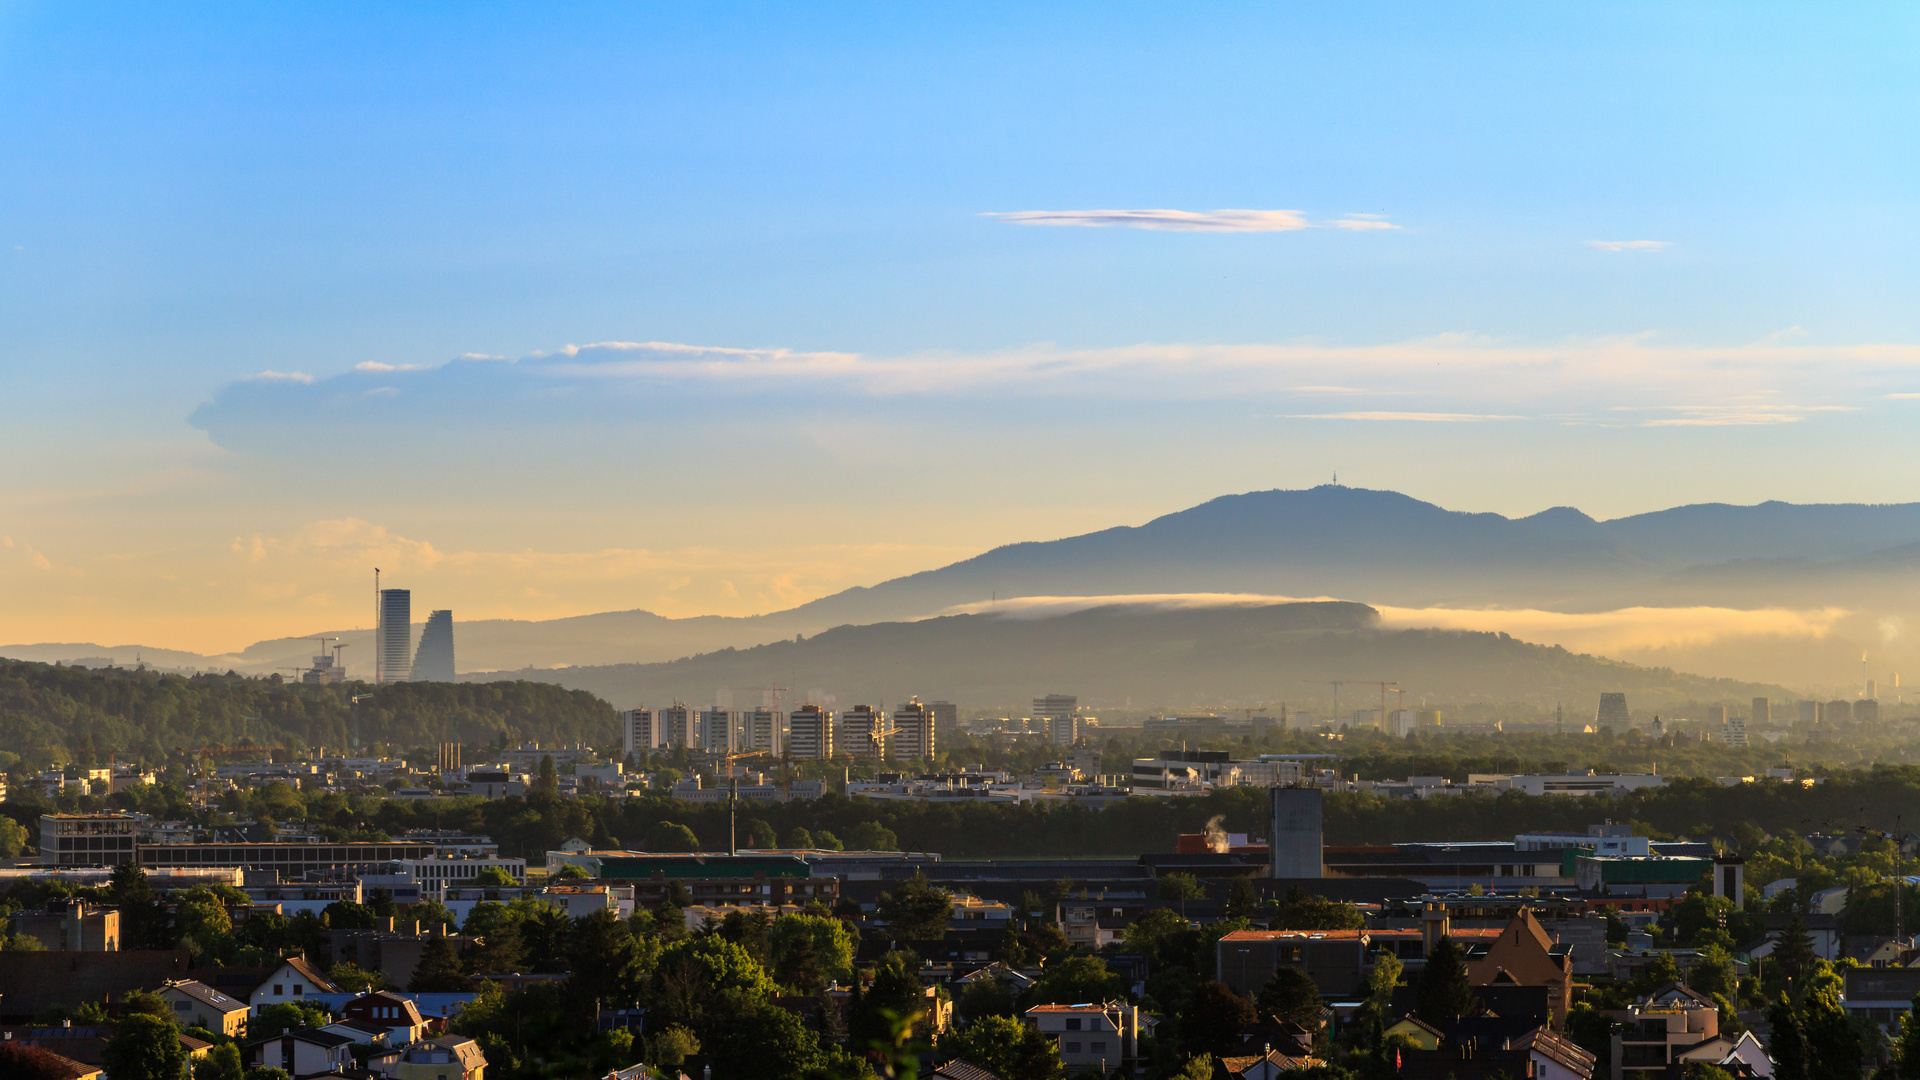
[0,660,616,767]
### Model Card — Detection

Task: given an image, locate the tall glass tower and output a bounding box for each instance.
[377,588,412,683]
[412,609,455,682]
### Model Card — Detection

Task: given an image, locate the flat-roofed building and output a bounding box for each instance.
[620,709,659,756]
[840,705,885,759]
[140,841,436,878]
[788,705,833,760]
[40,813,139,867]
[891,701,935,762]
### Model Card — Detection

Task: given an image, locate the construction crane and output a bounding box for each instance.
[1327,681,1344,720]
[1362,682,1398,728]
[715,749,772,855]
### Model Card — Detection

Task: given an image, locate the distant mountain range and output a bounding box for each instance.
[11,485,1920,688]
[474,600,1793,713]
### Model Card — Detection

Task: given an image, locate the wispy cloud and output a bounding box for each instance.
[984,208,1401,233]
[355,361,427,372]
[1886,392,1920,400]
[1331,213,1401,231]
[986,208,1314,232]
[247,370,314,383]
[1284,411,1522,422]
[1622,404,1858,427]
[1587,240,1671,252]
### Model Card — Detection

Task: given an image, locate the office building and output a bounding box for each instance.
[376,588,412,684]
[745,707,780,754]
[1596,693,1628,729]
[621,709,659,756]
[840,705,885,759]
[40,814,138,867]
[698,708,736,753]
[1034,694,1078,746]
[891,701,935,762]
[410,610,455,683]
[1753,698,1771,727]
[788,705,833,760]
[929,700,959,740]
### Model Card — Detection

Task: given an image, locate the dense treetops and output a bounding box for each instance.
[0,659,614,767]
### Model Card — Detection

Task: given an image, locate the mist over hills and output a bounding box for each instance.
[475,600,1794,715]
[12,485,1920,691]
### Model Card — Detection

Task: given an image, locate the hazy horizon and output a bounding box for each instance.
[6,5,1920,668]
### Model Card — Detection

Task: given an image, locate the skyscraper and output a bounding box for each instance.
[411,610,455,682]
[377,588,412,684]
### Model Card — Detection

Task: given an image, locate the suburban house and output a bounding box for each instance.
[246,1027,357,1077]
[248,956,341,1014]
[340,990,430,1045]
[1025,1002,1153,1075]
[158,979,250,1036]
[383,1033,488,1080]
[1214,1048,1324,1079]
[1843,967,1920,1031]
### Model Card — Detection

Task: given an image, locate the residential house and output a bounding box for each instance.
[1676,1030,1775,1078]
[1385,1018,1444,1050]
[1398,1030,1595,1080]
[321,1017,396,1048]
[1213,1048,1323,1078]
[246,1027,358,1077]
[340,990,430,1045]
[158,979,250,1037]
[383,1033,488,1080]
[248,956,341,1014]
[1025,1002,1153,1074]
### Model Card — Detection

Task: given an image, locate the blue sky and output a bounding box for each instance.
[4,3,1920,650]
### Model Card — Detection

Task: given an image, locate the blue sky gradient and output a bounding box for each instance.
[4,3,1919,649]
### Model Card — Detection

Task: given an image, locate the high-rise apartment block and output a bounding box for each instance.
[1855,699,1880,723]
[891,701,935,762]
[1595,692,1628,729]
[1723,717,1748,747]
[377,588,412,683]
[745,708,781,754]
[929,700,959,741]
[1701,705,1727,725]
[788,705,833,760]
[1797,700,1819,725]
[659,704,695,749]
[840,705,885,759]
[1034,694,1078,746]
[698,708,735,753]
[1826,700,1853,724]
[411,610,455,682]
[1752,698,1771,728]
[621,709,659,756]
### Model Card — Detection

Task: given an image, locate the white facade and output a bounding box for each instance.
[745,707,781,754]
[891,702,935,762]
[698,708,736,753]
[621,709,659,756]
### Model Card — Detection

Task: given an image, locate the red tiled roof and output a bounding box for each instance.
[1218,930,1367,941]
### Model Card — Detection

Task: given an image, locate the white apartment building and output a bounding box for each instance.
[744,707,781,755]
[698,708,736,753]
[840,705,885,759]
[621,709,660,756]
[891,701,935,762]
